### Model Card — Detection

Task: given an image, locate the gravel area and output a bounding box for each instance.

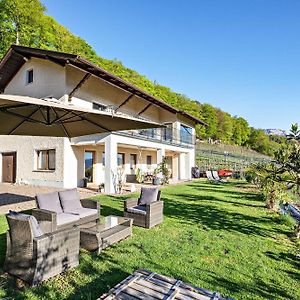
[0,183,100,214]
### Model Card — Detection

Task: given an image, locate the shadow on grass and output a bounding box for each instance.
[265,250,300,280]
[186,184,263,201]
[162,193,289,238]
[178,190,265,209]
[206,272,294,300]
[12,250,132,300]
[100,204,123,217]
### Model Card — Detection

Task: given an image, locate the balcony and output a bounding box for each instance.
[117,127,195,148]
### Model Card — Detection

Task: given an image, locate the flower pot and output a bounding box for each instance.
[82,178,88,188]
[152,178,161,185]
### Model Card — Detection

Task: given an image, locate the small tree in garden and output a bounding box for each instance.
[286,123,300,142]
[252,124,300,237]
[136,168,144,184]
[112,167,125,194]
[251,162,287,210]
[155,156,171,185]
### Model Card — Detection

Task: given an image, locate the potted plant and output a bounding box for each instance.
[152,166,162,185]
[98,183,105,193]
[82,177,89,188]
[136,168,145,184]
[160,156,171,185]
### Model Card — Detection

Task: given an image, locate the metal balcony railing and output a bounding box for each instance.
[117,128,195,148]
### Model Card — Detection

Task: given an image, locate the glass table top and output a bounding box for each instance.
[83,215,131,233]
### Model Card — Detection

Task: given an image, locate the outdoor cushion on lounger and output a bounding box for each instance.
[127,205,147,215]
[139,187,159,205]
[36,192,63,214]
[56,212,80,226]
[59,189,82,212]
[66,207,97,219]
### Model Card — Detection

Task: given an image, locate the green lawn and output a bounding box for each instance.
[0,180,299,299]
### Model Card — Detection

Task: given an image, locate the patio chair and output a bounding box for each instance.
[124,187,163,228]
[3,212,80,286]
[212,171,227,183]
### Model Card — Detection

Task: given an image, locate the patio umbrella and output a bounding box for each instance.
[0,94,162,138]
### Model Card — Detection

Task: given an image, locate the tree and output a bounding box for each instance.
[247,128,271,155]
[253,124,300,237]
[215,109,233,143]
[201,103,218,139]
[0,0,45,55]
[232,117,250,146]
[287,123,300,141]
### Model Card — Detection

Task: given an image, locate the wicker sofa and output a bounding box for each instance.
[32,189,100,232]
[4,212,80,285]
[124,187,163,228]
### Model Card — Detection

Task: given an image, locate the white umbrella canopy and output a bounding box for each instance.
[0,94,162,138]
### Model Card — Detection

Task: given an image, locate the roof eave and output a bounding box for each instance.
[1,45,207,126]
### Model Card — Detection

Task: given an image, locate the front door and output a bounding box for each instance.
[2,152,16,183]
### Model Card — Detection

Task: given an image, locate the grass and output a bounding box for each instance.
[0,180,299,299]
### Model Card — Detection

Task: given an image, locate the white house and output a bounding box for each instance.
[0,45,206,193]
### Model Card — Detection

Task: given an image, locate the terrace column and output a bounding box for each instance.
[157,148,165,165]
[179,153,187,180]
[104,135,118,194]
[186,149,195,180]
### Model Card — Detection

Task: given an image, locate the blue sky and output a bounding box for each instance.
[42,0,300,131]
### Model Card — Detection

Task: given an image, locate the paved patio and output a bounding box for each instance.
[0,183,99,214]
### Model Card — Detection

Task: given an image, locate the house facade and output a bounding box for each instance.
[0,46,206,193]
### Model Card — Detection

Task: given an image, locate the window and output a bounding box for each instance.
[139,128,155,138]
[162,123,173,142]
[26,69,33,84]
[36,149,55,170]
[180,124,193,144]
[130,154,137,169]
[117,153,125,166]
[147,155,152,166]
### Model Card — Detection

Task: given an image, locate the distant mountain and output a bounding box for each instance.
[264,129,287,136]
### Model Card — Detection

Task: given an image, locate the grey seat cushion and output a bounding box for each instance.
[9,211,43,237]
[127,205,147,215]
[66,207,97,219]
[139,187,159,205]
[59,189,82,213]
[56,213,80,226]
[36,192,63,214]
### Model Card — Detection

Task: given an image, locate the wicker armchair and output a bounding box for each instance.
[3,214,80,286]
[124,188,163,228]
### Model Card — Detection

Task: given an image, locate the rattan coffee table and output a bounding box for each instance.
[80,215,133,253]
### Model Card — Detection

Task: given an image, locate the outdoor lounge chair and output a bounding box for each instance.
[3,212,80,285]
[212,171,227,183]
[124,187,163,228]
[32,189,100,232]
[206,171,219,182]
